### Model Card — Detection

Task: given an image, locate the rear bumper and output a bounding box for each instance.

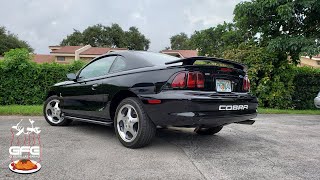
[139,90,258,127]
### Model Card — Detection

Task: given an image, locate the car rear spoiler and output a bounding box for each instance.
[165,56,246,71]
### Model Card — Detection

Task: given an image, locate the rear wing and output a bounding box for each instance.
[165,56,246,71]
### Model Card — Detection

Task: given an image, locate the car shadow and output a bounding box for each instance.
[155,127,241,149]
[65,122,241,150]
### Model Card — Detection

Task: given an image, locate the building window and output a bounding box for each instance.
[57,56,65,61]
[317,61,320,65]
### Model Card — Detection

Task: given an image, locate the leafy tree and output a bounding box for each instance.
[0,26,33,56]
[189,22,244,57]
[82,24,109,47]
[230,0,320,108]
[234,0,320,64]
[169,33,191,50]
[107,24,126,48]
[60,29,84,46]
[125,27,150,50]
[60,24,150,50]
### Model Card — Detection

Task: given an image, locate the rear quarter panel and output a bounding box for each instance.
[99,67,184,119]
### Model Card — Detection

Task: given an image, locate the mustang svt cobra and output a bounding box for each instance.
[43,51,258,148]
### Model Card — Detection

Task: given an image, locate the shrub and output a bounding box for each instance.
[224,44,320,109]
[292,67,320,109]
[0,48,85,105]
[224,45,295,109]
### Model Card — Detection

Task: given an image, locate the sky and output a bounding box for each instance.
[0,0,244,54]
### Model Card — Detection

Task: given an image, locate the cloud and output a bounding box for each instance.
[0,0,243,53]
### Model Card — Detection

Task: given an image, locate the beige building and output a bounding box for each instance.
[49,45,127,63]
[33,45,127,64]
[299,56,320,68]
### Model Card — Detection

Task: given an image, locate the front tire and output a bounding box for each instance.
[43,95,72,126]
[114,97,156,148]
[195,126,223,135]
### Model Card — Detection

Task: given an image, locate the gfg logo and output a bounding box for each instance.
[9,119,42,174]
[9,146,40,156]
[219,105,249,111]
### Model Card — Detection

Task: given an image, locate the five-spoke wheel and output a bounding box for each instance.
[45,99,64,124]
[116,104,139,142]
[114,97,156,148]
[43,96,72,126]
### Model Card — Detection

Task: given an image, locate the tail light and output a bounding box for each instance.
[171,73,186,88]
[196,73,204,88]
[187,72,196,88]
[172,72,204,89]
[243,75,250,92]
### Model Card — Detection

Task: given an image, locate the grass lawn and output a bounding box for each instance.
[258,108,320,115]
[0,105,319,116]
[0,105,43,116]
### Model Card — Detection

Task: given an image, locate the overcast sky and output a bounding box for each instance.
[0,0,244,54]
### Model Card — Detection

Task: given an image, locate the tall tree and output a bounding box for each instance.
[124,27,150,50]
[234,0,320,64]
[108,24,126,48]
[170,33,191,50]
[189,22,244,57]
[82,24,109,47]
[60,24,150,50]
[230,0,320,108]
[0,26,33,56]
[60,29,84,46]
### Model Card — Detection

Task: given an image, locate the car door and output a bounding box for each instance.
[61,55,117,120]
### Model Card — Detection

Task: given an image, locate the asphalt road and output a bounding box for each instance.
[0,114,320,180]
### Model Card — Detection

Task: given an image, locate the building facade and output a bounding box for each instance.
[299,56,320,68]
[33,45,127,64]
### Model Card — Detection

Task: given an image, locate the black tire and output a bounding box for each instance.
[114,97,156,148]
[43,95,72,126]
[195,126,223,135]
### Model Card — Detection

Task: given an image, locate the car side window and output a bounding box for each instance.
[109,56,127,73]
[78,56,116,79]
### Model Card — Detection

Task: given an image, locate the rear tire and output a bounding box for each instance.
[195,126,223,135]
[43,95,72,126]
[114,97,156,148]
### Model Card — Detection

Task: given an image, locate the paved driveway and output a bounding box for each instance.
[0,114,319,180]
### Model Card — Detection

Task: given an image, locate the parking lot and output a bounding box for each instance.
[0,114,319,180]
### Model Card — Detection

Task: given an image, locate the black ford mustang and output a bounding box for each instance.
[44,51,258,148]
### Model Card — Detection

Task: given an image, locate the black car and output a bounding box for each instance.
[43,51,258,148]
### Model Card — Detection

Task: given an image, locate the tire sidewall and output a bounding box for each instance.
[114,97,151,147]
[43,95,70,126]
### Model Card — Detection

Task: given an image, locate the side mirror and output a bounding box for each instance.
[67,73,77,81]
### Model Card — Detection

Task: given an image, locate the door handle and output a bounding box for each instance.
[92,84,99,90]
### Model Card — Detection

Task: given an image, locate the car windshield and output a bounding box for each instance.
[134,51,181,66]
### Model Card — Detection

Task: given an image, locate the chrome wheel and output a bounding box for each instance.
[116,104,139,142]
[45,99,64,124]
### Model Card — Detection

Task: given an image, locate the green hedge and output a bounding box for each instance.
[0,48,85,105]
[292,67,320,109]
